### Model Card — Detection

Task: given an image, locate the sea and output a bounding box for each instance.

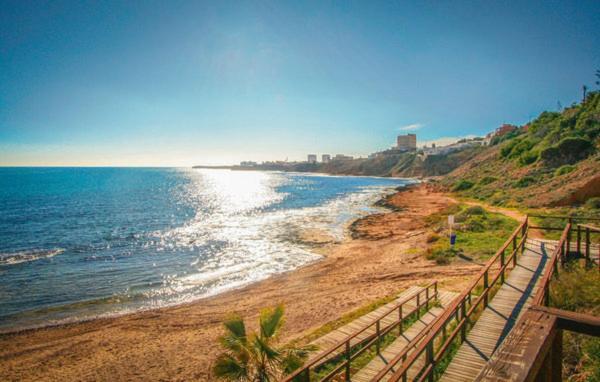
[0,167,412,332]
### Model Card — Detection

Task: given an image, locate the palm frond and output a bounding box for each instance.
[279,344,317,374]
[213,353,250,381]
[254,335,281,361]
[259,305,284,339]
[223,314,247,340]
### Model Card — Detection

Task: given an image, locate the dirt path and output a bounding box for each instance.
[0,184,480,382]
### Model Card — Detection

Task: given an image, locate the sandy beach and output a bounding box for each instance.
[0,183,481,381]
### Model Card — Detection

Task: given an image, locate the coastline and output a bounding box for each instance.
[0,183,481,382]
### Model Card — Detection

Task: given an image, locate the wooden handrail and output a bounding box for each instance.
[370,218,529,382]
[528,214,600,221]
[531,223,571,306]
[281,281,438,382]
[578,223,600,232]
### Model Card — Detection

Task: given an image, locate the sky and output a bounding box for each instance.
[1,1,599,166]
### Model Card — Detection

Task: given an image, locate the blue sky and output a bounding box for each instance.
[1,1,599,166]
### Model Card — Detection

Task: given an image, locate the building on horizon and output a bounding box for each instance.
[322,154,331,163]
[307,154,317,164]
[334,154,353,161]
[397,134,417,151]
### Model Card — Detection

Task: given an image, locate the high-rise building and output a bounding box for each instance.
[397,134,417,151]
[307,154,317,164]
[322,154,331,163]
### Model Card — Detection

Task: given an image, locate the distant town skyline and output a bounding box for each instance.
[1,1,599,166]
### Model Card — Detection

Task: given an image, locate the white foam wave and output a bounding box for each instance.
[0,249,64,266]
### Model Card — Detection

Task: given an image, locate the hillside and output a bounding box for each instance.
[219,145,484,178]
[442,92,600,208]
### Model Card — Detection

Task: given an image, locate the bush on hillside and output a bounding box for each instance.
[555,165,576,176]
[540,137,595,167]
[518,150,539,166]
[513,176,536,188]
[452,180,474,191]
[479,176,497,185]
[427,247,462,265]
[586,197,600,209]
[463,205,486,215]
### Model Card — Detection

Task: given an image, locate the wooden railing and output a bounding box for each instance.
[475,220,600,382]
[283,282,438,382]
[532,223,571,306]
[576,223,600,269]
[369,218,529,382]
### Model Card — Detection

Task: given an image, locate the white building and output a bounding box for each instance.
[322,154,331,163]
[307,154,317,164]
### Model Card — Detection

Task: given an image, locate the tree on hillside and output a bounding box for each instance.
[212,305,315,381]
[582,85,588,102]
[596,69,600,87]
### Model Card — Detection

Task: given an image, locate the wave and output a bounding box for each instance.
[0,249,64,266]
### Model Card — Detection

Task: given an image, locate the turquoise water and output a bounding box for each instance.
[0,168,410,331]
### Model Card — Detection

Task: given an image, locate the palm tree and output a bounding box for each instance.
[213,305,315,381]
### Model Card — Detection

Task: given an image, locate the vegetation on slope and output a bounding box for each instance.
[550,264,600,382]
[424,204,517,264]
[444,91,600,208]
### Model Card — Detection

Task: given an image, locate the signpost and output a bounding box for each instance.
[448,215,456,245]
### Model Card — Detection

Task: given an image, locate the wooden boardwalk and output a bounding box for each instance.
[353,290,458,382]
[309,285,425,364]
[439,239,551,382]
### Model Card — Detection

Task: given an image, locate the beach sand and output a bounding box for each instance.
[0,184,481,381]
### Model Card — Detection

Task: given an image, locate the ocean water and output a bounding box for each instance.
[0,167,411,332]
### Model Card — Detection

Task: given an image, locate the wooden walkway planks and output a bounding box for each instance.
[439,240,551,382]
[308,286,424,364]
[352,290,458,382]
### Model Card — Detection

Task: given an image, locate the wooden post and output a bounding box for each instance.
[483,270,489,307]
[461,300,467,341]
[376,320,381,353]
[500,249,505,283]
[417,292,421,317]
[551,329,563,382]
[345,341,351,381]
[304,368,310,382]
[577,225,581,256]
[426,341,435,382]
[425,287,430,310]
[398,305,403,335]
[585,228,591,263]
[434,281,438,298]
[567,218,572,258]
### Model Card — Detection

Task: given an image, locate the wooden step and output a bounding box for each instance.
[352,290,459,382]
[307,285,425,365]
[439,240,551,382]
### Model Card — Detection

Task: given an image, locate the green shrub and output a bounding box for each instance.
[555,165,576,176]
[452,180,474,191]
[426,233,440,243]
[463,205,486,215]
[541,137,595,167]
[550,264,600,382]
[479,176,497,185]
[519,150,539,165]
[585,197,600,209]
[427,247,461,265]
[513,176,536,188]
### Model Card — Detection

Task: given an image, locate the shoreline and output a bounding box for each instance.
[0,183,481,382]
[0,180,405,335]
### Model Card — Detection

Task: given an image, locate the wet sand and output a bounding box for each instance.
[0,183,481,382]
